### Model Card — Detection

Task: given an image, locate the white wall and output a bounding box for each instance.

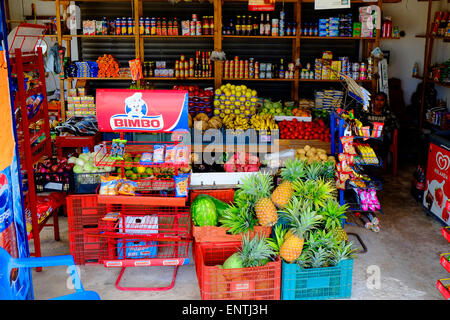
[383,0,449,108]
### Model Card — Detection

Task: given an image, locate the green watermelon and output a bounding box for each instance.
[222,252,243,269]
[191,196,218,226]
[194,194,230,219]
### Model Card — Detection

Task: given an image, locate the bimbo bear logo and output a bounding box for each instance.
[125,92,148,118]
[110,92,164,131]
[436,152,450,171]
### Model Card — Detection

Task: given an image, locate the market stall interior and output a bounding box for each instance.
[1,0,449,301]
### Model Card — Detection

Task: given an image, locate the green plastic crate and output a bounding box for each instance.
[281,259,353,300]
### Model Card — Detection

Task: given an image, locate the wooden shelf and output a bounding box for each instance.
[143,77,214,80]
[413,75,450,88]
[223,35,296,39]
[298,78,372,83]
[66,77,132,80]
[142,35,214,38]
[223,78,296,81]
[415,34,450,41]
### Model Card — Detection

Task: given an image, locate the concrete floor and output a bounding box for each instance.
[29,164,449,300]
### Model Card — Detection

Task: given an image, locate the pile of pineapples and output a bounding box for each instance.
[224,158,355,269]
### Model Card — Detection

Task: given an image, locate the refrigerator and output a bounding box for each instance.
[423,133,450,226]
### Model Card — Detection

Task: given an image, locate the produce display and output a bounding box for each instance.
[214,83,258,119]
[34,157,74,187]
[278,118,331,141]
[191,158,354,271]
[173,85,214,117]
[296,145,336,164]
[191,113,223,131]
[223,152,261,173]
[97,54,120,78]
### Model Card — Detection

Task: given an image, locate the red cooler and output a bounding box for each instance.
[423,134,450,226]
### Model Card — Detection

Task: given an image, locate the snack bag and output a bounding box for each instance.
[102,212,121,222]
[341,136,357,155]
[140,152,153,165]
[175,145,189,165]
[174,173,190,197]
[165,145,176,164]
[118,180,138,196]
[153,145,165,164]
[99,176,121,195]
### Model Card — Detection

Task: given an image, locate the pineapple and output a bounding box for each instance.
[293,178,337,210]
[239,172,278,227]
[329,240,356,267]
[271,159,306,209]
[309,246,330,269]
[305,161,323,180]
[266,224,288,256]
[278,197,323,263]
[219,198,258,235]
[238,233,275,268]
[321,200,349,242]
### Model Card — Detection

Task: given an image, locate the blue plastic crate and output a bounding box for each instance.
[281,259,353,300]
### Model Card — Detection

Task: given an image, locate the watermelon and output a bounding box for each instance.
[222,252,243,269]
[194,194,230,219]
[191,195,218,226]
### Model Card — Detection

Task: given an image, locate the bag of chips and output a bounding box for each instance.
[165,145,176,164]
[174,173,190,197]
[118,180,138,196]
[99,176,121,195]
[153,145,165,164]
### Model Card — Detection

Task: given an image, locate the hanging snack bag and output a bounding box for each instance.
[165,145,177,164]
[118,180,138,196]
[174,173,190,197]
[341,136,357,155]
[140,152,153,165]
[99,176,121,195]
[175,145,189,165]
[153,145,165,164]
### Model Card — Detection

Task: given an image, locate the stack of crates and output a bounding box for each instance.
[190,188,281,300]
[67,194,107,265]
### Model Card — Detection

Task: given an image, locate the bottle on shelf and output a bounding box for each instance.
[253,15,258,36]
[279,58,285,79]
[265,13,271,36]
[236,16,241,35]
[259,14,265,36]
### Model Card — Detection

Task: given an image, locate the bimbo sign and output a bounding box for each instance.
[96,89,189,133]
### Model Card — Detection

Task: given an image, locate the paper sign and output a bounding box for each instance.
[248,0,275,11]
[315,0,350,10]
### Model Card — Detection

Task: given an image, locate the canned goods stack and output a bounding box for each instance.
[175,51,212,79]
[140,16,180,35]
[308,51,373,81]
[224,57,294,80]
[178,15,213,36]
[82,17,135,36]
[222,11,296,37]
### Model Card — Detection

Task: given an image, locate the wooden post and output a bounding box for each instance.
[292,0,301,102]
[55,0,67,121]
[214,0,223,89]
[418,0,434,132]
[138,0,144,65]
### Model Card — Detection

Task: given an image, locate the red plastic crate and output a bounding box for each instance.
[196,241,281,300]
[67,194,107,234]
[190,189,235,204]
[69,228,106,265]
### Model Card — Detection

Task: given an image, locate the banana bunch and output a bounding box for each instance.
[223,114,250,130]
[250,114,279,132]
